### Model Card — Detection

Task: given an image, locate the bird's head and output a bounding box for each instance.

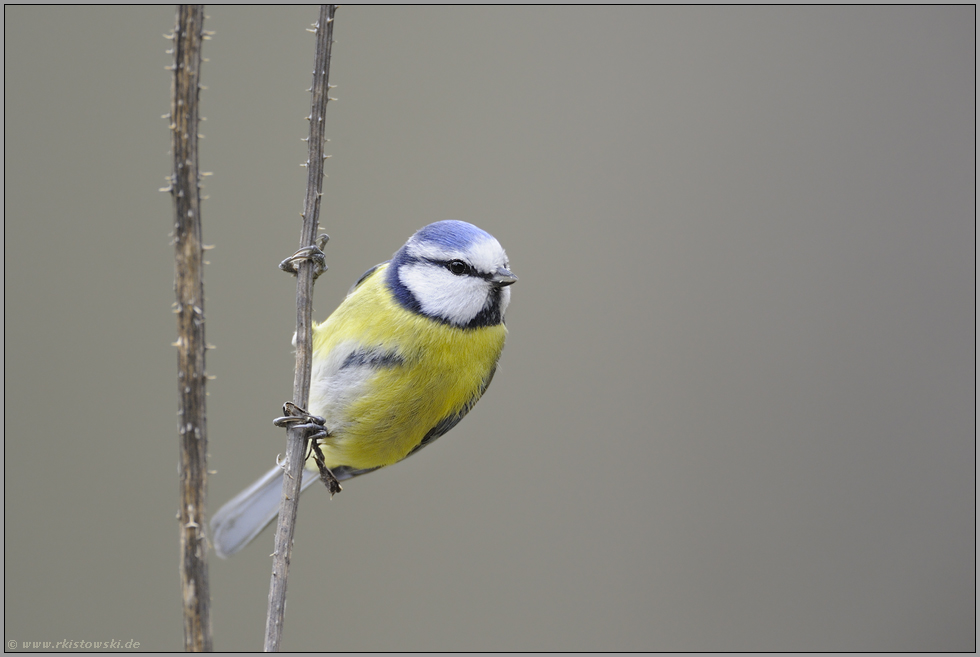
[387,220,516,329]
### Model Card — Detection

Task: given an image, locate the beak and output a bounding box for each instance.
[491,267,518,288]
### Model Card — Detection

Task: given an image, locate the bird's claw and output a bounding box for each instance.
[273,402,326,430]
[279,234,330,279]
[273,401,342,495]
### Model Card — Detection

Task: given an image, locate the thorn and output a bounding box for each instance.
[163,32,175,40]
[159,185,173,193]
[307,28,317,33]
[202,244,216,250]
[161,113,171,120]
[200,171,213,177]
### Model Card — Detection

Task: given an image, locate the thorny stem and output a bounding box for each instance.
[169,4,213,652]
[264,5,338,652]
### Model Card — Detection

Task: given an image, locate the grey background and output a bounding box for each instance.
[4,6,974,652]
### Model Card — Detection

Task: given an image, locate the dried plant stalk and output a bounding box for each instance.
[264,5,338,652]
[168,4,213,652]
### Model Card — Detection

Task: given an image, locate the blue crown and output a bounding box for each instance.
[411,220,493,249]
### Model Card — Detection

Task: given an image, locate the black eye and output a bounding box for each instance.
[447,260,469,275]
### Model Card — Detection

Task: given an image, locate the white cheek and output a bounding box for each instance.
[400,263,487,325]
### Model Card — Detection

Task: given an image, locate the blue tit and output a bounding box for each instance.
[210,220,516,557]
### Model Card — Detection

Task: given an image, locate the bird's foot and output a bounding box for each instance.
[279,234,330,279]
[273,401,329,440]
[273,402,342,495]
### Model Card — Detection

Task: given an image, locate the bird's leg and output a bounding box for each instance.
[309,440,342,496]
[278,234,330,280]
[273,402,342,494]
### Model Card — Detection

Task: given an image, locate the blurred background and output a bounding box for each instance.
[4,6,974,651]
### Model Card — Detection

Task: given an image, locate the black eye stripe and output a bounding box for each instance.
[415,257,487,279]
[415,256,496,281]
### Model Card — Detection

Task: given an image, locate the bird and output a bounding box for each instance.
[210,220,516,557]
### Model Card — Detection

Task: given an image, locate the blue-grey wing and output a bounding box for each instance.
[348,261,389,296]
[330,464,381,481]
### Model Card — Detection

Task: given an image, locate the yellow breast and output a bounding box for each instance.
[307,263,507,472]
